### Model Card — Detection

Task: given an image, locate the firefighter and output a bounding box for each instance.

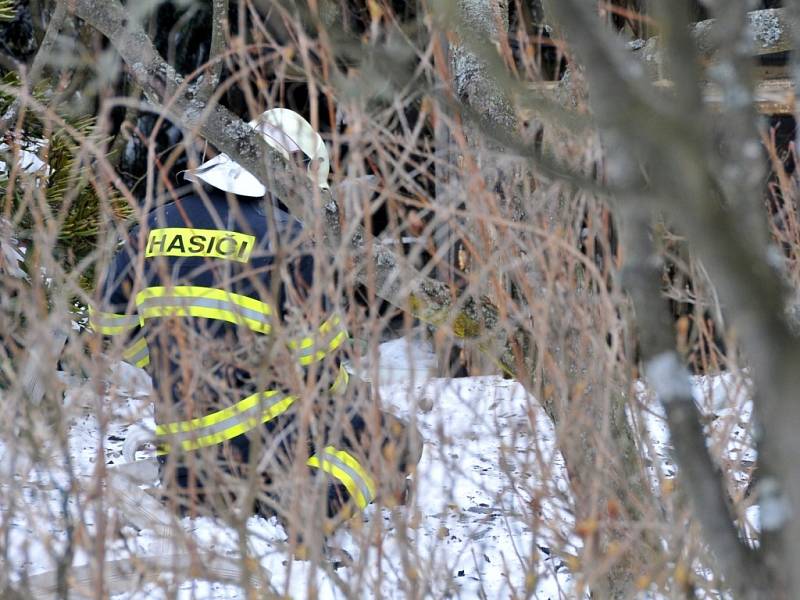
[91,109,422,541]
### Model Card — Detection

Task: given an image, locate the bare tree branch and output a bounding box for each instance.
[546,0,800,595]
[619,206,773,598]
[200,0,229,99]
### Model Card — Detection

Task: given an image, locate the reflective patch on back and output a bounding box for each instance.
[146,228,255,263]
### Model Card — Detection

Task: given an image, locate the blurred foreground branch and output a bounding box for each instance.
[546,0,800,595]
[620,207,772,598]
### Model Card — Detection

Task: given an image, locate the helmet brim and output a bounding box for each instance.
[183,108,330,195]
[183,153,267,197]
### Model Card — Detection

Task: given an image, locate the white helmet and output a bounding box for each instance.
[184,108,330,194]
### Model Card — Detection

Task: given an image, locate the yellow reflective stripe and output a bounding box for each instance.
[139,305,271,334]
[88,307,139,335]
[307,459,365,508]
[327,447,376,500]
[296,329,348,366]
[298,351,325,366]
[161,396,296,454]
[155,390,296,454]
[318,315,341,333]
[290,314,349,366]
[146,227,255,263]
[307,446,376,510]
[122,336,150,368]
[328,329,348,352]
[330,364,349,393]
[135,286,272,334]
[294,337,315,350]
[136,286,272,314]
[157,367,348,455]
[155,389,281,435]
[288,316,344,350]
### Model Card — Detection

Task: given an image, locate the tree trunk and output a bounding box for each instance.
[445,0,516,375]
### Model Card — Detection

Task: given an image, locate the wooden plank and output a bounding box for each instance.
[756,63,790,81]
[523,78,795,116]
[704,78,795,115]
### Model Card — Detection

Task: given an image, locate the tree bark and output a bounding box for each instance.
[446,0,517,375]
[200,0,229,99]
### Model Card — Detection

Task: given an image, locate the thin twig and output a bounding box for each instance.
[201,0,229,99]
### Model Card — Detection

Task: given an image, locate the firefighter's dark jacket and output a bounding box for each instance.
[92,190,376,512]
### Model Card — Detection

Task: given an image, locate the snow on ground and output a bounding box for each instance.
[0,338,757,599]
[0,139,51,177]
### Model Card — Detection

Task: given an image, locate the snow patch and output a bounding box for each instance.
[0,139,51,177]
[2,337,764,599]
[3,338,579,598]
[756,478,791,531]
[645,351,694,404]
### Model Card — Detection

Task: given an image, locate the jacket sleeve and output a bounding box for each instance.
[89,234,150,369]
[280,252,350,383]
